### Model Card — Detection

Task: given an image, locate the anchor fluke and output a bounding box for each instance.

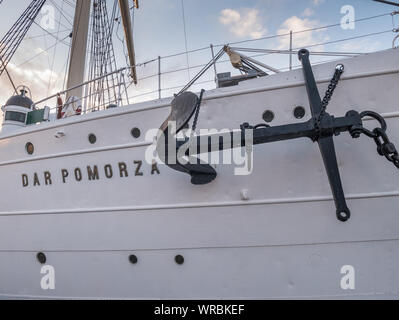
[157,91,217,185]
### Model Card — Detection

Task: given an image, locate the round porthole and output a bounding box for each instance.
[294,106,306,119]
[131,128,141,139]
[88,134,97,144]
[26,142,34,155]
[262,110,274,123]
[175,255,185,265]
[129,255,138,265]
[37,252,47,264]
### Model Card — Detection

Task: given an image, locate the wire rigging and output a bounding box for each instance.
[47,0,65,96]
[3,2,395,110]
[0,0,47,78]
[180,0,190,80]
[87,0,125,110]
[16,34,70,68]
[158,12,393,60]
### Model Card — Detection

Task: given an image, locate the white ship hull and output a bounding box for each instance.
[1,48,399,299]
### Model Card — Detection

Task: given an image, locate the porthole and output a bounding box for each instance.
[294,106,306,119]
[26,142,34,155]
[129,255,138,265]
[262,110,274,123]
[175,255,185,265]
[88,134,97,144]
[37,252,47,264]
[131,128,141,139]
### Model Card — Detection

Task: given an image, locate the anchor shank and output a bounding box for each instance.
[318,136,351,221]
[299,49,351,221]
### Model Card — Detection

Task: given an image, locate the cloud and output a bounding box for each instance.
[0,63,61,109]
[219,8,267,39]
[0,39,62,105]
[34,47,49,56]
[338,39,383,53]
[302,8,314,17]
[277,16,330,50]
[312,0,325,6]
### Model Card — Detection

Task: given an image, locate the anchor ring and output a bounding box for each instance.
[358,111,387,138]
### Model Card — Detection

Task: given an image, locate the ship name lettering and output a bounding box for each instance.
[21,160,160,187]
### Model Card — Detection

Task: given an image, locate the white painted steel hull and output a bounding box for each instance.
[0,48,399,299]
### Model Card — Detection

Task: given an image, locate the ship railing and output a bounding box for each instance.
[32,47,364,122]
[32,67,131,119]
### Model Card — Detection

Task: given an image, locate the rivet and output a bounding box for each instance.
[241,189,250,201]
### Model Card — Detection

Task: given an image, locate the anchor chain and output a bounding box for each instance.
[317,64,345,127]
[350,111,399,169]
[191,89,205,133]
[374,128,399,169]
[186,89,206,159]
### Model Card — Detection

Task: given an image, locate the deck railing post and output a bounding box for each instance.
[123,71,130,105]
[117,70,123,107]
[158,56,162,99]
[83,83,88,114]
[210,44,219,88]
[289,30,293,71]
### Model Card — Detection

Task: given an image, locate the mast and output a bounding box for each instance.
[118,0,138,84]
[66,0,92,100]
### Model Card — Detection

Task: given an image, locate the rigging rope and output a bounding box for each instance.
[87,0,122,110]
[47,0,65,96]
[16,34,70,68]
[180,0,190,80]
[0,0,47,78]
[28,6,397,106]
[159,12,393,60]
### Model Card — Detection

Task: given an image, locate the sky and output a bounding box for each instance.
[0,0,397,107]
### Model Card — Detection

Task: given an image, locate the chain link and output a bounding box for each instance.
[317,64,345,127]
[191,89,205,133]
[373,127,399,169]
[351,111,399,169]
[183,90,206,165]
